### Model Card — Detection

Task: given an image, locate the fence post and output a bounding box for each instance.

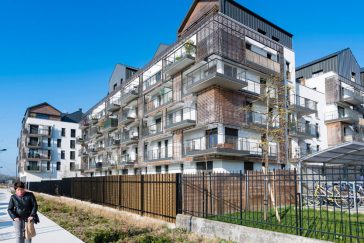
[140,175,144,216]
[240,170,243,225]
[176,173,183,215]
[202,172,206,218]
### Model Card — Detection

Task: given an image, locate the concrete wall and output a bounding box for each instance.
[176,214,330,243]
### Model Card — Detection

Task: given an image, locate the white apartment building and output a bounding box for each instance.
[295,49,364,155]
[17,103,83,182]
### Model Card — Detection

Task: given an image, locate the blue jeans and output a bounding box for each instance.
[13,220,31,243]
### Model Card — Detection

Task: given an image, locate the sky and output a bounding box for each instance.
[0,0,363,176]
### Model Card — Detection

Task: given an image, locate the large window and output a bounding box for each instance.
[57,139,62,148]
[70,151,75,160]
[71,129,76,138]
[61,128,66,137]
[70,140,76,149]
[61,150,65,160]
[196,161,213,172]
[56,162,61,171]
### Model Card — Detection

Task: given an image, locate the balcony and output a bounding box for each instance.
[245,49,281,73]
[343,132,364,143]
[101,118,118,132]
[242,79,261,96]
[184,136,250,157]
[27,140,42,149]
[144,145,173,162]
[291,147,318,160]
[166,108,196,131]
[121,132,138,145]
[325,110,359,124]
[70,163,81,171]
[80,119,90,128]
[289,122,318,138]
[27,150,51,161]
[107,97,121,112]
[185,59,248,93]
[120,86,139,106]
[164,42,196,76]
[119,109,137,125]
[143,123,163,137]
[288,95,317,115]
[120,154,136,166]
[26,127,52,137]
[89,126,102,139]
[26,164,41,172]
[143,71,162,92]
[340,87,364,105]
[242,111,279,128]
[145,90,173,114]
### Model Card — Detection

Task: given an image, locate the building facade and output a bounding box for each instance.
[17,103,83,182]
[296,49,364,150]
[80,0,320,176]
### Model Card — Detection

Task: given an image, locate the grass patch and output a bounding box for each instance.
[37,195,231,243]
[209,206,364,242]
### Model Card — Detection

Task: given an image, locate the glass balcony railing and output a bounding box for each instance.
[120,85,139,104]
[166,107,196,129]
[145,145,173,161]
[289,122,318,137]
[243,111,279,128]
[165,42,196,67]
[27,127,52,136]
[143,123,163,137]
[145,90,173,113]
[289,94,317,113]
[26,165,41,172]
[27,150,51,160]
[325,109,359,123]
[102,118,118,131]
[120,154,136,165]
[242,79,261,95]
[341,87,364,105]
[185,59,247,92]
[245,49,281,73]
[143,71,162,91]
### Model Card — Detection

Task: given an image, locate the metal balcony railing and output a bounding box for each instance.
[27,127,51,136]
[341,87,364,104]
[143,71,162,91]
[102,118,118,131]
[166,107,196,129]
[289,94,317,112]
[143,123,163,137]
[289,122,318,137]
[325,109,359,122]
[120,154,136,165]
[242,79,261,95]
[243,111,279,128]
[27,150,51,160]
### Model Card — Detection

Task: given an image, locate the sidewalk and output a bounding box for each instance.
[0,188,84,243]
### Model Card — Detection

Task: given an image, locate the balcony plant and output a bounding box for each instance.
[184,40,195,57]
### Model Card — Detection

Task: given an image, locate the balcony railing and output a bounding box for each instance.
[102,118,118,131]
[27,150,51,160]
[121,131,138,144]
[289,122,318,138]
[166,107,196,130]
[325,109,359,123]
[143,123,163,137]
[107,96,121,112]
[245,49,281,73]
[89,126,102,138]
[185,59,248,93]
[145,90,173,113]
[289,94,317,114]
[120,154,136,165]
[145,145,173,161]
[26,165,41,172]
[27,127,52,137]
[143,71,162,91]
[291,147,318,159]
[184,136,278,157]
[119,109,137,124]
[165,42,196,76]
[242,79,261,95]
[243,111,279,128]
[120,86,139,104]
[341,87,364,105]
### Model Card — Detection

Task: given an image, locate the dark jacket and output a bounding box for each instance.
[8,192,38,221]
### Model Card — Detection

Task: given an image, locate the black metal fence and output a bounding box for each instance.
[29,169,364,241]
[182,169,364,242]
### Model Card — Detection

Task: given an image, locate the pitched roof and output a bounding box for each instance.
[24,102,62,117]
[61,109,83,123]
[296,48,350,71]
[360,67,364,73]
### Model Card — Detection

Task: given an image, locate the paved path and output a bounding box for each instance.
[0,188,84,243]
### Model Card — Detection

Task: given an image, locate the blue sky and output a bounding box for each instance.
[0,0,363,176]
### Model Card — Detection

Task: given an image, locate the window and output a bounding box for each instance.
[61,128,66,137]
[57,139,62,148]
[245,43,252,50]
[272,36,280,42]
[244,162,254,173]
[351,72,356,82]
[48,138,51,147]
[122,169,128,175]
[56,162,61,171]
[113,83,117,91]
[71,129,76,138]
[47,161,50,171]
[225,128,238,144]
[196,161,213,171]
[257,28,266,35]
[164,165,169,173]
[70,151,75,160]
[61,150,65,160]
[206,129,218,149]
[156,166,162,174]
[70,162,75,171]
[180,164,184,173]
[70,140,76,149]
[35,114,49,119]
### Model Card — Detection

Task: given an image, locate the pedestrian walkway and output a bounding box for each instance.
[0,188,84,243]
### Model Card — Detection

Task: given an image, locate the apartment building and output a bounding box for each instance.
[17,103,83,182]
[80,0,319,176]
[296,48,364,151]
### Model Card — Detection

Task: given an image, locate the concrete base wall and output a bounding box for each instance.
[176,214,330,243]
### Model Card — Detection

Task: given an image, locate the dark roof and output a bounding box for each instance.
[296,48,350,71]
[153,44,170,59]
[61,109,83,123]
[178,0,293,37]
[361,67,364,73]
[24,102,62,117]
[225,0,293,37]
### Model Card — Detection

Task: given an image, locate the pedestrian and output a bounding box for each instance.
[7,181,39,243]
